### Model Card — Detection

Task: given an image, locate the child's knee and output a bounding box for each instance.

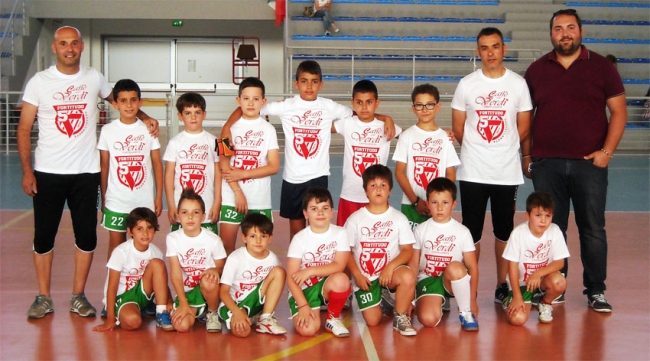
[119,313,142,331]
[363,308,383,326]
[232,326,252,338]
[269,266,286,279]
[444,261,467,280]
[328,273,351,291]
[508,312,528,326]
[417,309,442,328]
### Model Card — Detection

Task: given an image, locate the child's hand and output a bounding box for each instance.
[231,308,252,334]
[291,269,313,287]
[234,191,249,214]
[208,204,221,224]
[294,306,317,330]
[445,129,456,144]
[415,200,430,217]
[222,168,246,183]
[384,118,396,140]
[154,198,163,217]
[378,265,395,287]
[171,304,193,327]
[93,317,117,332]
[201,268,221,284]
[525,272,542,292]
[470,299,479,317]
[506,297,526,319]
[353,274,372,291]
[168,206,178,225]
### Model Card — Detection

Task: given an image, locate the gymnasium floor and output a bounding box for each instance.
[1,154,648,360]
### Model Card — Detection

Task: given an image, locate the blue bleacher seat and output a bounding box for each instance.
[627,100,645,106]
[458,1,479,5]
[292,54,312,59]
[399,17,419,22]
[377,17,399,22]
[374,0,393,3]
[385,54,409,60]
[442,18,462,23]
[358,35,380,41]
[624,39,649,44]
[632,58,650,63]
[425,36,445,42]
[484,18,504,23]
[359,54,382,59]
[387,76,410,81]
[635,21,650,26]
[615,20,634,26]
[403,36,424,42]
[364,75,386,81]
[478,0,499,5]
[421,17,441,22]
[380,36,401,41]
[335,16,355,22]
[322,75,339,81]
[354,17,375,22]
[464,18,482,23]
[354,0,373,3]
[395,0,417,4]
[438,1,456,4]
[415,75,434,82]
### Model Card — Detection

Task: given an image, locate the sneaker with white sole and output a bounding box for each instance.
[27,295,54,319]
[70,293,96,317]
[538,303,553,323]
[588,293,612,313]
[255,314,287,335]
[325,315,350,337]
[156,311,175,331]
[206,311,222,332]
[393,313,417,336]
[459,311,479,331]
[494,283,509,304]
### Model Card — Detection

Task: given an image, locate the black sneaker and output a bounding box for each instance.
[588,293,612,313]
[494,283,508,304]
[552,292,565,304]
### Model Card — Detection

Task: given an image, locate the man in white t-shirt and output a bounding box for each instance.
[451,27,532,305]
[17,26,158,320]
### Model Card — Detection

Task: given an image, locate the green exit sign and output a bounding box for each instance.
[172,20,183,27]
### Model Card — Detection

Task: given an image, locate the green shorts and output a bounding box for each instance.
[502,286,540,308]
[288,277,328,317]
[355,278,395,312]
[217,281,265,329]
[102,208,128,232]
[219,205,273,225]
[400,204,429,230]
[114,279,152,320]
[415,275,452,301]
[170,222,219,235]
[173,285,207,317]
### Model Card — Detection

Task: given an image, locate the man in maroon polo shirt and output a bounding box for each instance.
[522,9,627,313]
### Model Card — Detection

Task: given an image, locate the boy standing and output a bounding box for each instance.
[221,61,394,240]
[286,187,352,337]
[93,207,173,332]
[394,84,460,230]
[164,92,221,234]
[345,164,417,336]
[334,80,402,226]
[167,189,227,333]
[502,191,569,325]
[218,213,287,337]
[219,78,280,254]
[98,79,163,259]
[409,178,479,331]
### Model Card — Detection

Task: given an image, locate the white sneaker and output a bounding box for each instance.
[538,303,553,323]
[255,314,287,335]
[206,311,222,333]
[325,315,350,337]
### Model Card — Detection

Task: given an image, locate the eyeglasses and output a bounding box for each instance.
[552,8,577,17]
[413,102,437,111]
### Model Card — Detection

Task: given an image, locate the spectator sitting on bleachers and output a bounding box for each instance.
[313,0,340,36]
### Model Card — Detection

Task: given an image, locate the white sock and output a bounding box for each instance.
[156,305,166,314]
[260,313,271,319]
[451,274,472,313]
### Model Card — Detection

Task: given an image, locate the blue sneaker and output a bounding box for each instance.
[156,312,174,331]
[101,306,107,318]
[459,311,479,331]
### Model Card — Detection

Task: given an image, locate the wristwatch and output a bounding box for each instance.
[412,198,419,208]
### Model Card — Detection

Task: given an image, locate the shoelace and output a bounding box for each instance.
[397,313,412,327]
[591,294,607,303]
[461,312,476,323]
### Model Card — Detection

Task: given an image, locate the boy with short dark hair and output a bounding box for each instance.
[409,177,479,331]
[286,187,352,337]
[219,77,280,254]
[502,191,569,325]
[98,79,163,259]
[393,84,460,230]
[164,92,221,234]
[334,80,402,226]
[218,213,287,337]
[345,164,417,336]
[93,207,173,332]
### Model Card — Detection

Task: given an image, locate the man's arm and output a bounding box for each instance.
[17,102,38,196]
[100,150,110,211]
[451,109,466,146]
[585,94,628,167]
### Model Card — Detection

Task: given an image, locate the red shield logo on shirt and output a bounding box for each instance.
[293,127,320,159]
[359,246,388,276]
[476,110,506,143]
[179,164,206,194]
[233,149,261,183]
[424,254,452,277]
[53,104,88,137]
[116,155,145,190]
[413,156,439,188]
[352,146,379,177]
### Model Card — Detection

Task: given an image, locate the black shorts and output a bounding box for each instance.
[459,181,518,243]
[33,171,100,253]
[280,176,328,219]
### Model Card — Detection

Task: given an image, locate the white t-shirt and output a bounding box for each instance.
[220,247,281,302]
[334,116,402,203]
[413,218,475,282]
[262,95,352,183]
[222,117,279,209]
[97,119,161,213]
[163,130,218,221]
[286,225,350,290]
[166,228,227,293]
[451,68,532,185]
[345,207,414,284]
[22,65,112,174]
[502,222,570,288]
[102,239,164,306]
[392,126,460,204]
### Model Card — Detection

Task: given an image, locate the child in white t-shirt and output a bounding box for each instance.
[167,189,227,333]
[502,191,569,325]
[219,78,280,254]
[163,92,221,234]
[98,79,163,259]
[345,164,417,336]
[218,213,287,337]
